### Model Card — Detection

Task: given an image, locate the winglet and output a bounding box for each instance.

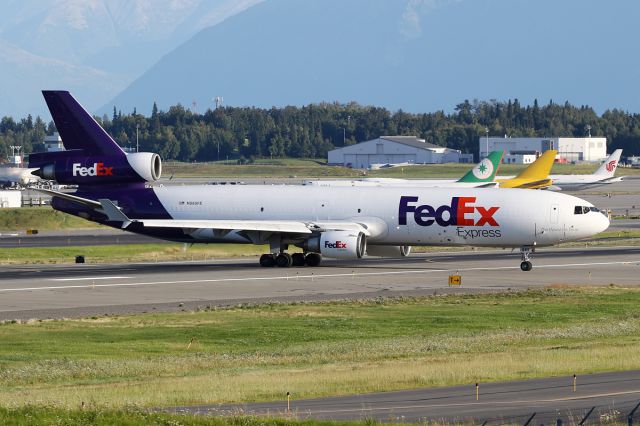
[594,149,622,177]
[457,151,504,183]
[98,199,132,228]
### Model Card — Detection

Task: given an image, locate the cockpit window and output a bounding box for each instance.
[574,205,598,214]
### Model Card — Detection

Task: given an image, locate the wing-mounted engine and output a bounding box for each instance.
[366,245,411,258]
[303,230,366,259]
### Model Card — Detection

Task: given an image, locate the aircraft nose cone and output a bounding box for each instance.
[598,212,611,233]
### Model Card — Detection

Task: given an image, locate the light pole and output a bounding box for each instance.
[136,123,139,153]
[343,115,351,145]
[586,124,592,161]
[485,127,489,158]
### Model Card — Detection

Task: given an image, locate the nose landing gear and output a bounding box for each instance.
[520,246,535,271]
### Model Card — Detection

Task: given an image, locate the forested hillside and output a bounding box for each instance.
[1,99,639,163]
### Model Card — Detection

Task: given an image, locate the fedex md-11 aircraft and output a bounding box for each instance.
[30,91,610,271]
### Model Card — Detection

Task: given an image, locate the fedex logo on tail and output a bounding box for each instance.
[399,196,499,227]
[72,162,114,177]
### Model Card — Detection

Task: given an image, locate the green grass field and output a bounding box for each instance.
[0,407,367,426]
[0,207,103,232]
[0,243,275,264]
[1,287,640,410]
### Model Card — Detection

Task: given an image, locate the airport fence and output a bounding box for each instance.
[471,398,640,426]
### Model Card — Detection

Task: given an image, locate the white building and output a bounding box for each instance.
[44,132,65,152]
[328,136,473,169]
[0,190,22,208]
[479,136,607,164]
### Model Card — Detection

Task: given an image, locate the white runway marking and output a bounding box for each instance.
[0,260,636,293]
[49,276,132,282]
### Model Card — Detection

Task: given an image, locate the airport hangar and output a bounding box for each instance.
[327,136,473,169]
[479,136,608,164]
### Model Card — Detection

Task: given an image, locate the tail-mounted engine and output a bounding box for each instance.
[29,151,161,185]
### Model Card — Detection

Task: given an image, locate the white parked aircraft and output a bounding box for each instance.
[548,149,623,190]
[0,166,40,187]
[305,151,504,188]
[31,91,610,271]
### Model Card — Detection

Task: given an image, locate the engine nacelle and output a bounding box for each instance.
[366,245,411,258]
[127,152,162,182]
[30,152,161,184]
[304,231,366,259]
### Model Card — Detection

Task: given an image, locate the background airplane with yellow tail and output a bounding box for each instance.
[496,150,557,189]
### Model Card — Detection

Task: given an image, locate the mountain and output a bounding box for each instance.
[0,40,122,120]
[105,0,640,115]
[0,0,262,118]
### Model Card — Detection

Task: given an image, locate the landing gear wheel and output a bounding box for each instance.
[519,245,535,272]
[520,261,533,272]
[305,252,322,267]
[259,254,276,267]
[291,253,306,267]
[276,252,293,267]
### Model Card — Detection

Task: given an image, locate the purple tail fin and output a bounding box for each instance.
[30,91,161,185]
[42,91,125,157]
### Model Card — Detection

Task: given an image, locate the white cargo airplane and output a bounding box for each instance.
[548,149,623,190]
[31,91,610,271]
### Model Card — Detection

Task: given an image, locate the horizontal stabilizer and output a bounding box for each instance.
[34,187,102,209]
[98,199,132,228]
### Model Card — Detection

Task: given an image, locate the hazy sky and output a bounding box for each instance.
[1,0,639,119]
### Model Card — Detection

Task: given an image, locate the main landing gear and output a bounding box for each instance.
[519,246,535,271]
[260,252,321,267]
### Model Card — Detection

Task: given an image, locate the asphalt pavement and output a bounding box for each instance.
[171,370,640,424]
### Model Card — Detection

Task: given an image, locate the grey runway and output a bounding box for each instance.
[172,370,640,424]
[1,246,639,320]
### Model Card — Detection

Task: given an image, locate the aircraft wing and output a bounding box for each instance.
[96,199,384,236]
[129,216,384,237]
[37,189,387,238]
[136,219,313,234]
